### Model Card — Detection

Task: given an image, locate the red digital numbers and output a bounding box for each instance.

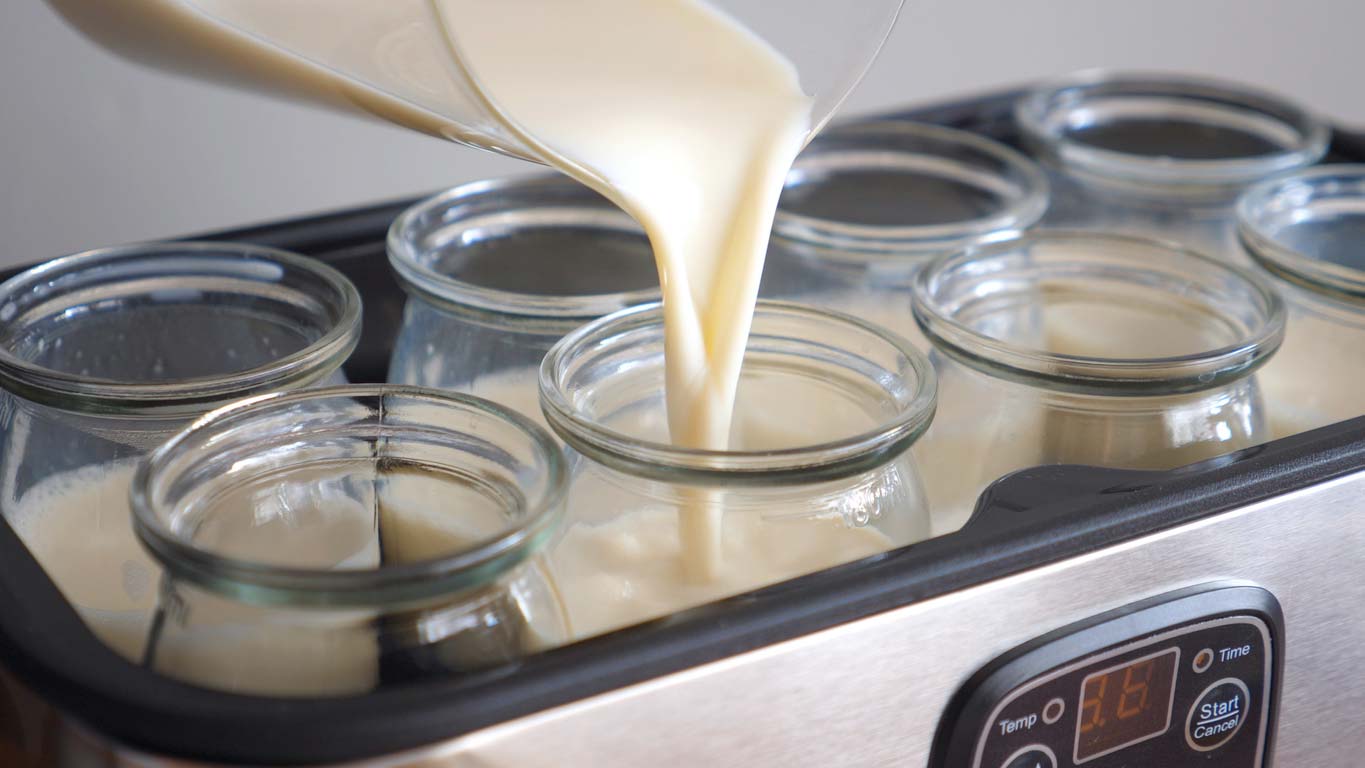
[1079,673,1108,734]
[1081,657,1156,734]
[1075,649,1178,762]
[1116,659,1155,720]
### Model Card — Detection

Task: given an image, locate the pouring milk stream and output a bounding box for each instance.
[432,0,813,580]
[30,0,902,646]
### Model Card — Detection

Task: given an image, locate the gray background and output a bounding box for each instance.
[2,1,1361,265]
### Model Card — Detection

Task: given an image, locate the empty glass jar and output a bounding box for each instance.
[1016,71,1329,262]
[766,119,1049,346]
[387,175,659,424]
[539,301,937,640]
[1237,165,1365,436]
[130,386,568,697]
[912,232,1285,533]
[0,242,361,662]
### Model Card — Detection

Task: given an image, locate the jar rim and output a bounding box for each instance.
[0,242,362,417]
[539,301,938,484]
[1015,69,1329,198]
[912,230,1287,395]
[1237,164,1365,304]
[129,385,567,607]
[773,120,1050,257]
[387,175,661,319]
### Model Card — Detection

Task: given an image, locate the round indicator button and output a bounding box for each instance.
[1186,678,1251,752]
[1042,697,1065,725]
[1193,648,1214,673]
[1000,745,1056,768]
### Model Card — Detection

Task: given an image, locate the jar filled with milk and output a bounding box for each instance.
[912,231,1286,533]
[539,301,937,641]
[1237,165,1365,437]
[131,386,568,697]
[0,243,360,662]
[1016,71,1329,262]
[388,175,659,424]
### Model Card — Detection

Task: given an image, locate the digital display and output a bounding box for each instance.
[1074,648,1179,763]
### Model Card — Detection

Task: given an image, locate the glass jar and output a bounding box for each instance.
[539,301,937,640]
[912,232,1285,533]
[1237,165,1365,437]
[130,386,568,697]
[766,119,1049,346]
[387,175,659,424]
[0,243,361,662]
[1016,71,1329,262]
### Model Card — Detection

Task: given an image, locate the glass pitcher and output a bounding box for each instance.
[45,0,906,161]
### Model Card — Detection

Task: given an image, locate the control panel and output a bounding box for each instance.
[935,584,1281,768]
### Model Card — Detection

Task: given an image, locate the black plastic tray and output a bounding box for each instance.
[2,88,1364,766]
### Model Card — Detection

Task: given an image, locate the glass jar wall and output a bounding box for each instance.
[130,386,568,697]
[0,243,361,662]
[1237,165,1365,436]
[539,301,937,640]
[766,120,1049,347]
[1016,71,1328,262]
[912,232,1284,533]
[387,176,659,424]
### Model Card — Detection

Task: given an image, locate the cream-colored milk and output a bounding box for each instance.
[149,469,565,696]
[1259,304,1365,439]
[554,509,891,640]
[6,462,158,661]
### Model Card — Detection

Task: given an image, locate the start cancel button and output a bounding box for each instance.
[1186,678,1251,752]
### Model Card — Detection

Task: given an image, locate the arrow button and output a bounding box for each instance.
[1001,746,1057,768]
